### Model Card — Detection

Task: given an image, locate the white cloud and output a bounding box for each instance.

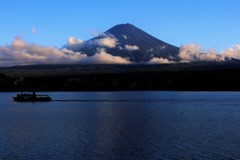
[0,37,87,66]
[147,57,175,64]
[32,26,37,34]
[68,37,83,46]
[95,36,118,48]
[124,45,139,51]
[92,30,100,37]
[65,36,84,50]
[79,48,132,64]
[12,37,26,49]
[179,43,224,62]
[65,34,118,51]
[222,45,240,60]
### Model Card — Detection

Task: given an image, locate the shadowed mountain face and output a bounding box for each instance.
[79,23,179,62]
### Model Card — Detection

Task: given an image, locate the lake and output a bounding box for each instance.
[1,91,240,159]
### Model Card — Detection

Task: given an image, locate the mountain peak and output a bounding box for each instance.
[106,23,139,35]
[78,23,179,62]
[112,23,135,28]
[118,23,135,28]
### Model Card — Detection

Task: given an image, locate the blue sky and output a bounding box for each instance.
[0,0,239,51]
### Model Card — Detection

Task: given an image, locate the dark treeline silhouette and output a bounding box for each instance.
[1,63,240,91]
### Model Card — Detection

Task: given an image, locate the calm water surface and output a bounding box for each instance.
[1,91,240,159]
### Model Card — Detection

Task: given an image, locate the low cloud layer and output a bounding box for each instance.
[179,44,223,62]
[147,57,175,64]
[179,43,240,62]
[0,37,131,66]
[80,48,131,64]
[0,37,87,66]
[222,45,240,60]
[1,35,240,67]
[149,43,240,64]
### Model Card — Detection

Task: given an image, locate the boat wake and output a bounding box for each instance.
[52,99,159,103]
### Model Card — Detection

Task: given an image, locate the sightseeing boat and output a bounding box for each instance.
[13,92,52,102]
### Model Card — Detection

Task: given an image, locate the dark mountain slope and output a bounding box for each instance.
[79,23,179,62]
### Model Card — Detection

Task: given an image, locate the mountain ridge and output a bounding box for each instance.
[78,23,179,62]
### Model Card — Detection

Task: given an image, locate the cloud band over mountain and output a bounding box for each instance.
[0,37,132,66]
[0,24,240,66]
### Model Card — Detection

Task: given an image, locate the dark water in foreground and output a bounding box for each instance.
[1,92,240,159]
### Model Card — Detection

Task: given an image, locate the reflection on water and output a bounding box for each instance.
[0,92,240,159]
